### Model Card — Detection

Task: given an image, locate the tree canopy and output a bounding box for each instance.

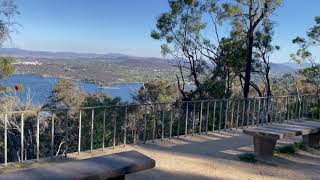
[291,16,320,93]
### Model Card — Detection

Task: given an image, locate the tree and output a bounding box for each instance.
[42,79,85,156]
[44,79,85,111]
[134,80,179,139]
[291,16,320,95]
[151,0,240,100]
[0,0,18,46]
[134,80,179,105]
[0,0,19,94]
[222,0,281,98]
[253,20,279,97]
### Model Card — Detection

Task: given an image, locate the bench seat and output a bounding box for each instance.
[0,151,155,180]
[243,120,320,156]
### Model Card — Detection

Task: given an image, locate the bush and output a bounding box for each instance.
[274,142,306,154]
[239,153,257,163]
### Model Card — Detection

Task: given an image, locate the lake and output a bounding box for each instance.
[0,74,143,105]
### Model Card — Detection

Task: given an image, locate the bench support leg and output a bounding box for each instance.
[303,132,320,147]
[108,175,125,180]
[253,136,277,156]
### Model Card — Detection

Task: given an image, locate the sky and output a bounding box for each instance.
[3,0,320,62]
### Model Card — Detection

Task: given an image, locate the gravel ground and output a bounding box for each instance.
[1,130,320,180]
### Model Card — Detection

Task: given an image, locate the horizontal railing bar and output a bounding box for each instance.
[0,94,315,114]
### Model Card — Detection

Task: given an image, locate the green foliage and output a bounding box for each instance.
[151,0,244,100]
[44,79,85,110]
[0,57,18,95]
[135,80,179,104]
[152,0,282,99]
[0,57,15,79]
[222,0,281,98]
[291,16,320,91]
[238,153,257,163]
[0,0,19,46]
[274,142,306,154]
[307,103,320,119]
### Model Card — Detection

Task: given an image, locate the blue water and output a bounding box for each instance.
[0,74,143,105]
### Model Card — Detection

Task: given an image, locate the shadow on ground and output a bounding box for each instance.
[128,130,320,180]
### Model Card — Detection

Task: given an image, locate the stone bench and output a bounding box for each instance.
[243,120,320,156]
[0,150,155,180]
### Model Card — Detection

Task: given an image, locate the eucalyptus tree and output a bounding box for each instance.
[151,0,241,100]
[291,16,320,95]
[253,20,279,97]
[0,0,18,91]
[0,0,18,46]
[221,0,281,98]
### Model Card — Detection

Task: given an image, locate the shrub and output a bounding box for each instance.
[274,142,306,154]
[239,153,257,163]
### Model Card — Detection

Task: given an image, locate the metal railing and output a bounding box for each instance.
[0,94,318,166]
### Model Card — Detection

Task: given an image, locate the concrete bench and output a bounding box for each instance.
[0,151,155,180]
[243,120,320,156]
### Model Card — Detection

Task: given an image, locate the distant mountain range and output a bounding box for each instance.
[0,48,130,59]
[0,48,168,63]
[0,48,308,75]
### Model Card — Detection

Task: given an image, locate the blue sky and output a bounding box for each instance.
[3,0,320,62]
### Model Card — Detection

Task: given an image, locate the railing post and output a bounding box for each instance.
[51,112,55,159]
[236,100,240,129]
[185,102,189,137]
[90,109,94,152]
[133,111,137,145]
[257,98,261,126]
[276,97,280,123]
[36,112,40,162]
[230,100,234,129]
[177,108,180,138]
[262,97,266,126]
[161,106,165,140]
[206,101,210,134]
[212,101,216,132]
[290,96,295,120]
[78,110,81,155]
[169,110,173,139]
[199,101,203,134]
[219,100,222,131]
[242,99,246,128]
[192,102,196,135]
[21,113,24,163]
[65,110,69,156]
[312,96,315,119]
[102,108,106,151]
[269,97,273,123]
[152,105,156,143]
[4,113,8,166]
[287,96,290,121]
[298,96,302,119]
[295,96,299,119]
[253,98,257,125]
[305,96,310,119]
[280,97,283,122]
[143,106,147,143]
[124,107,127,146]
[224,100,228,131]
[113,115,116,149]
[247,99,251,127]
[304,96,307,119]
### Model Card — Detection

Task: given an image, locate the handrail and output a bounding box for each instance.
[0,93,318,166]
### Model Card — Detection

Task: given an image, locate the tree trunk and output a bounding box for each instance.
[243,30,254,98]
[266,72,272,97]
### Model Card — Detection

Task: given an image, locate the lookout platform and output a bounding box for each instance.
[1,129,320,180]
